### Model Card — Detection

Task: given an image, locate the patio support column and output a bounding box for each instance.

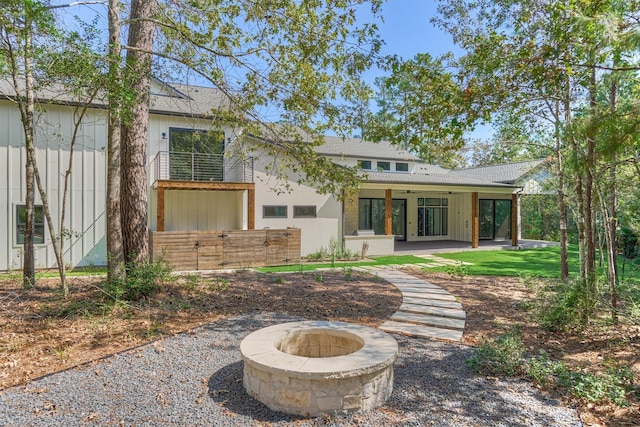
[511,193,518,246]
[248,187,255,230]
[157,186,165,232]
[471,192,479,248]
[385,189,392,235]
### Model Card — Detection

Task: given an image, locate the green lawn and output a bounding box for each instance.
[433,246,640,283]
[255,255,430,273]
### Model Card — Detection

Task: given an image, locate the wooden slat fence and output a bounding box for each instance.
[150,228,301,270]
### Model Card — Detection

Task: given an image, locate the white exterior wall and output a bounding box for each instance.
[0,102,240,270]
[163,190,243,231]
[253,169,342,257]
[0,102,107,270]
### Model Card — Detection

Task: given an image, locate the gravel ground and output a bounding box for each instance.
[0,313,582,427]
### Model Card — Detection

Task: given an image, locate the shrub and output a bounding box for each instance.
[469,333,637,407]
[305,237,359,262]
[103,258,172,302]
[445,262,469,278]
[466,328,527,376]
[534,279,597,332]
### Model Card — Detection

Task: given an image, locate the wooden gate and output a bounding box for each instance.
[150,228,301,270]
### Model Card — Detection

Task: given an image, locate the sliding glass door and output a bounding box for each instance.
[479,199,511,239]
[358,198,406,240]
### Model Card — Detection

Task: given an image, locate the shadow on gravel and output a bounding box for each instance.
[208,361,306,423]
[383,337,579,426]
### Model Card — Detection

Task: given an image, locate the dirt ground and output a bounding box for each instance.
[0,269,638,426]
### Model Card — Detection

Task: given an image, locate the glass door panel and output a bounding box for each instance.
[479,199,495,239]
[392,199,406,240]
[494,200,512,239]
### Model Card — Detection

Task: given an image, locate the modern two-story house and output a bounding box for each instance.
[0,80,536,271]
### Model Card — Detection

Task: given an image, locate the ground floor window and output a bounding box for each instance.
[263,205,287,218]
[358,198,406,240]
[16,205,45,244]
[417,198,448,236]
[479,199,511,239]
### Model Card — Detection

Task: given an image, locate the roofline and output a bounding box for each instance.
[0,94,217,120]
[454,158,547,172]
[363,176,520,189]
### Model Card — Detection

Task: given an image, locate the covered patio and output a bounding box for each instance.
[393,239,560,255]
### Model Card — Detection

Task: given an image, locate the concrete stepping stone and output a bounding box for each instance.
[391,311,466,330]
[402,296,463,310]
[401,291,456,301]
[394,287,450,295]
[380,321,463,342]
[399,302,466,319]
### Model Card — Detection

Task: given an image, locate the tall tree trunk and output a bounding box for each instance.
[583,64,598,320]
[606,73,619,323]
[565,72,586,282]
[19,21,36,288]
[107,0,125,278]
[555,100,569,280]
[120,0,157,264]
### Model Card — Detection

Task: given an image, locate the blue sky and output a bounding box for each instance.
[55,1,489,139]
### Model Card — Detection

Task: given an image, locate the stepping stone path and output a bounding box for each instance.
[353,266,467,342]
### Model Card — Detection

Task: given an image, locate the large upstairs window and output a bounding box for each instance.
[169,128,225,181]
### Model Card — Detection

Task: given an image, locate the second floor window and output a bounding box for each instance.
[377,161,391,171]
[169,128,225,181]
[358,160,372,170]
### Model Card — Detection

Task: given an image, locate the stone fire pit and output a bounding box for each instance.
[240,320,398,417]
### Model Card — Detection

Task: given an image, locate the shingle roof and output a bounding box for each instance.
[0,78,229,118]
[314,136,420,161]
[361,171,517,188]
[450,159,548,184]
[149,81,231,117]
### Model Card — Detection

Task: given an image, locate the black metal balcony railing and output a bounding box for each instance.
[151,151,254,183]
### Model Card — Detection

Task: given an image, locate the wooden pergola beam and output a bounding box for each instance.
[471,192,479,248]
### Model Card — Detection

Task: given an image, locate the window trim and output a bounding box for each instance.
[15,204,45,245]
[377,161,391,171]
[395,162,409,172]
[357,160,372,170]
[293,205,317,218]
[262,205,288,218]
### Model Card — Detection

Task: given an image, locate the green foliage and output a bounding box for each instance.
[342,267,353,281]
[305,237,359,262]
[155,0,384,195]
[618,227,639,259]
[465,328,528,377]
[533,278,599,331]
[103,259,173,302]
[444,261,469,278]
[568,367,636,407]
[365,53,479,167]
[315,274,323,283]
[468,332,637,407]
[520,195,578,243]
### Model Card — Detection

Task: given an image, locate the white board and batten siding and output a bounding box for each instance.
[0,102,108,270]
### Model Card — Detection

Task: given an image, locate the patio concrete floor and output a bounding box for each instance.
[393,239,559,255]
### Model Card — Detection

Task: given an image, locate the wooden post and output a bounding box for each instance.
[385,189,392,235]
[157,186,165,231]
[511,193,518,246]
[248,187,255,230]
[471,192,479,248]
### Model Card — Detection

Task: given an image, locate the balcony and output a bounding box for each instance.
[151,151,254,184]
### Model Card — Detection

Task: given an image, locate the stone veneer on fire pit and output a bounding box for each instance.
[240,320,398,417]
